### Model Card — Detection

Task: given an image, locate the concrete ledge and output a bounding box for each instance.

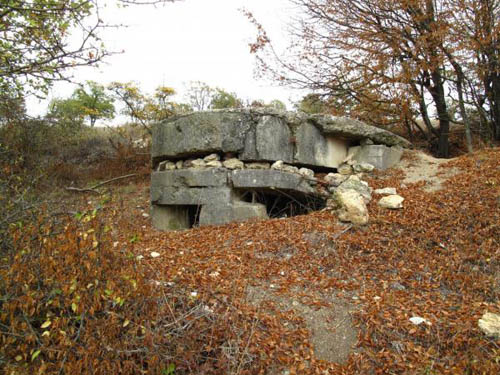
[231,169,315,195]
[153,186,234,205]
[199,202,268,226]
[151,169,228,188]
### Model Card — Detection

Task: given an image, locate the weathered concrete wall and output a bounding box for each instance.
[151,109,411,230]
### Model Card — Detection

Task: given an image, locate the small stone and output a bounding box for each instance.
[353,162,375,173]
[409,316,430,325]
[338,163,353,175]
[175,160,184,169]
[205,160,223,168]
[378,194,404,209]
[113,241,119,248]
[150,251,160,258]
[374,187,397,195]
[478,312,500,338]
[203,153,220,162]
[246,162,271,170]
[190,159,206,169]
[157,161,176,171]
[271,160,284,170]
[325,173,348,187]
[157,161,166,171]
[282,165,299,174]
[165,162,176,170]
[136,255,144,260]
[222,158,244,169]
[183,159,194,168]
[142,213,149,218]
[390,282,406,291]
[298,167,315,179]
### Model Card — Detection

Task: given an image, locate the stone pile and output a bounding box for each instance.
[151,109,410,230]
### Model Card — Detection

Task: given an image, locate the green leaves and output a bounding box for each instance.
[0,0,99,96]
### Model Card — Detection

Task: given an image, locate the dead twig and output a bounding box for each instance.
[65,174,137,194]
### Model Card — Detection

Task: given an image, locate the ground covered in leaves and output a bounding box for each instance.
[2,148,499,374]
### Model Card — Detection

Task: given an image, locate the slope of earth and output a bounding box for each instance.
[85,148,499,374]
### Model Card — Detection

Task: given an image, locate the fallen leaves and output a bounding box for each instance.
[4,148,499,374]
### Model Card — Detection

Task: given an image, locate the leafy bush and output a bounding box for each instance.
[0,211,219,374]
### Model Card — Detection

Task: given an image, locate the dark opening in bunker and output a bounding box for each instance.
[237,189,326,218]
[186,205,201,227]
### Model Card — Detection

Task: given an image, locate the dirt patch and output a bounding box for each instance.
[397,150,460,191]
[246,285,359,364]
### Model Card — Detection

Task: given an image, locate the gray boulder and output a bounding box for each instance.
[325,173,348,187]
[337,176,372,203]
[332,189,369,225]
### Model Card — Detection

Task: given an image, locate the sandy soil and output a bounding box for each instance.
[396,150,460,192]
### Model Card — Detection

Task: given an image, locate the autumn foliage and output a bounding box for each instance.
[1,131,499,373]
[246,0,500,157]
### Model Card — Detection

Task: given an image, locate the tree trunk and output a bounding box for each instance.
[490,75,500,141]
[456,75,473,152]
[430,70,450,158]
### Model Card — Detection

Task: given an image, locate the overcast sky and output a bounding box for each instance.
[28,0,303,120]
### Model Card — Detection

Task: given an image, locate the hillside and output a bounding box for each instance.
[1,147,499,374]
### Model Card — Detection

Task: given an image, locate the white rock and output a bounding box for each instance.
[136,255,144,260]
[183,159,194,168]
[282,165,299,174]
[175,160,184,169]
[478,312,500,338]
[298,167,315,179]
[142,213,149,218]
[157,161,176,171]
[271,160,284,170]
[150,251,160,258]
[203,153,220,162]
[246,162,271,170]
[222,158,244,169]
[338,163,353,175]
[325,173,348,187]
[338,177,372,203]
[374,187,397,195]
[378,194,404,209]
[409,316,431,325]
[353,162,375,173]
[205,160,223,168]
[190,159,206,169]
[334,189,369,225]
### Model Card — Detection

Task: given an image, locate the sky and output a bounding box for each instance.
[27,0,304,120]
